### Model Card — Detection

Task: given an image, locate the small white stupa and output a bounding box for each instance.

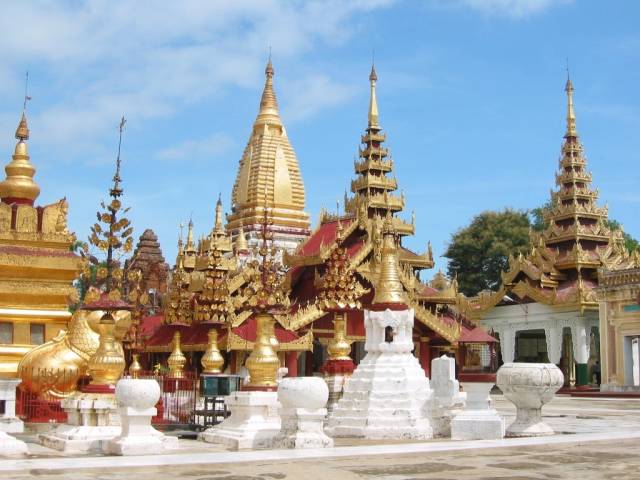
[326,223,433,440]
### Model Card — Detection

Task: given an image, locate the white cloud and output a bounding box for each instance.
[283,75,357,122]
[430,0,573,18]
[0,1,396,162]
[155,133,234,162]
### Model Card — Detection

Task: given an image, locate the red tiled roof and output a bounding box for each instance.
[232,316,300,343]
[459,326,497,343]
[145,323,190,347]
[139,314,163,337]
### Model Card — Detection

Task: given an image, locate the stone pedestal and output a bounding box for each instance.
[39,392,120,453]
[0,432,28,457]
[430,355,466,437]
[497,363,564,437]
[451,381,504,440]
[327,309,432,440]
[0,379,23,433]
[199,391,280,450]
[105,379,178,455]
[273,377,333,449]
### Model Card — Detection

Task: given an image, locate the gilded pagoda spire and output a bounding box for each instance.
[565,73,577,138]
[0,112,40,205]
[368,63,380,129]
[254,56,282,129]
[227,56,310,249]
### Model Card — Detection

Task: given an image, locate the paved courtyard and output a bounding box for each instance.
[2,395,640,479]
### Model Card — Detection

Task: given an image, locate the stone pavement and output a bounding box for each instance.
[2,395,640,479]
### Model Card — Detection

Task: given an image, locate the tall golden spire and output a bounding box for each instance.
[0,112,40,205]
[227,56,310,248]
[565,72,577,137]
[254,56,282,129]
[185,219,195,252]
[368,63,380,129]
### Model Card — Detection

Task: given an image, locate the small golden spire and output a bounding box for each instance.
[185,218,196,253]
[235,224,249,252]
[214,193,224,233]
[254,56,282,128]
[201,329,225,374]
[565,71,577,137]
[167,331,187,378]
[129,353,142,379]
[0,112,40,204]
[372,219,407,305]
[368,63,380,129]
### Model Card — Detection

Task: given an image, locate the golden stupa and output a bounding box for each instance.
[0,111,83,377]
[226,58,310,250]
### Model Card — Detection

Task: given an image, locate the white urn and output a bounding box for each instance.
[278,377,329,410]
[116,378,161,410]
[496,362,563,437]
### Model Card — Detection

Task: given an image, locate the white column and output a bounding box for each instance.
[496,327,515,363]
[571,324,591,365]
[544,324,563,365]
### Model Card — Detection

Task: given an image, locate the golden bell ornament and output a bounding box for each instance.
[87,312,126,386]
[201,329,225,374]
[327,312,352,361]
[129,353,142,379]
[245,313,280,388]
[167,331,187,378]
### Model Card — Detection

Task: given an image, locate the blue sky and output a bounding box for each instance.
[0,0,638,275]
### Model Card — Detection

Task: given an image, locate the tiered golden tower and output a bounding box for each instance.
[0,112,82,377]
[226,59,310,251]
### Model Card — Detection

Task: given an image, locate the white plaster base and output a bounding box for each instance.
[104,405,179,456]
[451,382,504,440]
[0,431,28,457]
[326,351,432,440]
[199,391,281,450]
[430,355,466,438]
[39,424,121,453]
[273,408,333,449]
[38,392,120,453]
[0,417,24,434]
[326,309,432,440]
[0,379,23,434]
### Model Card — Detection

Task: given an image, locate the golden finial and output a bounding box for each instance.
[368,62,380,129]
[129,353,142,379]
[167,331,187,378]
[201,329,225,374]
[565,66,577,137]
[0,75,40,204]
[255,55,281,127]
[372,219,407,305]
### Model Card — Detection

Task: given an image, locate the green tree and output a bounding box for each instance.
[444,209,531,297]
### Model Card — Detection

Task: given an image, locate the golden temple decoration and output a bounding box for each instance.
[227,58,310,246]
[201,328,224,374]
[235,225,249,253]
[129,353,142,378]
[0,113,40,204]
[167,331,186,378]
[87,312,126,386]
[326,312,352,361]
[372,219,407,305]
[244,312,280,387]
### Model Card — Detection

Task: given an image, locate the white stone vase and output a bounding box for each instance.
[116,379,160,409]
[278,377,328,409]
[496,362,564,437]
